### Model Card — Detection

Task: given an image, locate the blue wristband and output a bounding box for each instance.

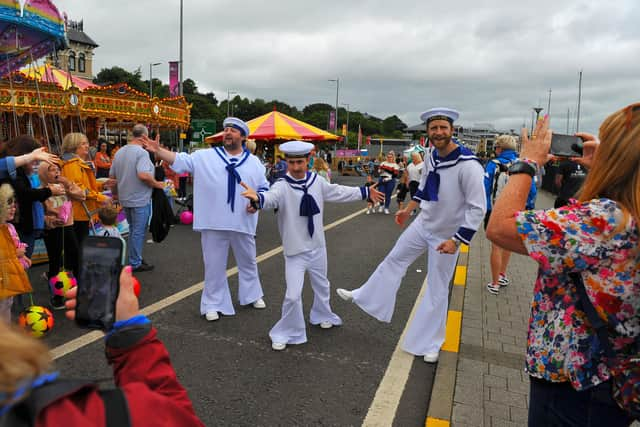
[106,315,150,338]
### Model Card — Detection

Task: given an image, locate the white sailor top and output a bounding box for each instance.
[258,172,370,256]
[171,147,269,234]
[412,146,486,244]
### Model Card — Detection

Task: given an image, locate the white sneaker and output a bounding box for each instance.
[336,288,353,302]
[366,208,371,215]
[252,298,266,309]
[205,311,219,321]
[272,342,286,351]
[384,208,390,215]
[378,205,384,213]
[498,274,510,287]
[424,352,439,363]
[319,321,333,329]
[486,282,500,295]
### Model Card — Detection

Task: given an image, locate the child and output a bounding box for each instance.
[98,204,121,238]
[241,140,384,351]
[0,184,32,321]
[395,171,409,211]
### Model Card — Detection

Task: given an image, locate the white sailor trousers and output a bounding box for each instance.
[200,230,264,316]
[351,215,459,355]
[269,247,342,345]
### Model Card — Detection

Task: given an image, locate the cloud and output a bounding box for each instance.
[55,0,640,135]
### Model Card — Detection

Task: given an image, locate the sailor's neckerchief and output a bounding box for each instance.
[284,171,320,238]
[213,146,250,213]
[419,145,479,202]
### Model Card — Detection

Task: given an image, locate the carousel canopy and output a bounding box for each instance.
[205,109,339,143]
[20,62,97,90]
[0,0,66,76]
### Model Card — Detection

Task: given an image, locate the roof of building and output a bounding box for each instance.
[67,27,98,47]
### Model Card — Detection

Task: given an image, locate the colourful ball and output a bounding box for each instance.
[132,276,141,297]
[180,210,193,225]
[49,271,77,297]
[18,306,54,338]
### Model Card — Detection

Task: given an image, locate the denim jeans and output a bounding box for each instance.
[124,204,151,268]
[377,178,396,209]
[528,377,633,427]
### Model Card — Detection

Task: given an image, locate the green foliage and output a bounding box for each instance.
[93,65,408,139]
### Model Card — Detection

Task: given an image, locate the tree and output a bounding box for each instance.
[382,115,407,135]
[93,66,146,93]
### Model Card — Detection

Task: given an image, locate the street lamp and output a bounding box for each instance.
[532,107,544,134]
[149,62,161,98]
[226,89,237,117]
[341,103,350,145]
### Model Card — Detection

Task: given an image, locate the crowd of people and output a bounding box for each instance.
[0,101,638,425]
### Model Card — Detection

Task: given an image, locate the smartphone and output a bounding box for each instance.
[76,236,126,330]
[550,133,583,157]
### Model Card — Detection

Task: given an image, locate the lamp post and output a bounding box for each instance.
[226,89,237,117]
[341,103,350,145]
[532,107,543,134]
[149,62,161,98]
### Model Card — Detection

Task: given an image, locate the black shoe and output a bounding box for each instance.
[50,296,66,311]
[133,263,154,272]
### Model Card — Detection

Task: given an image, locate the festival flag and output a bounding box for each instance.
[419,136,425,147]
[357,124,362,150]
[366,135,371,145]
[328,110,336,131]
[342,124,347,136]
[169,61,180,97]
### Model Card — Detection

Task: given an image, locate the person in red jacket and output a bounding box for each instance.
[0,267,205,427]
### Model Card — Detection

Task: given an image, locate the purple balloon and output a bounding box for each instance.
[180,210,193,225]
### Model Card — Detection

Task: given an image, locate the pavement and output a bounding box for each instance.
[426,190,555,427]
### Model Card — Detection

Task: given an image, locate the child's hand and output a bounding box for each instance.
[16,246,26,257]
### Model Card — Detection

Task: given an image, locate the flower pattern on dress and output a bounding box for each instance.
[516,198,640,390]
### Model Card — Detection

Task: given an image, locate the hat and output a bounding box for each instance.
[222,117,250,137]
[420,107,460,125]
[278,140,315,158]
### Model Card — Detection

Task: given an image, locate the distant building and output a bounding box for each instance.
[50,19,99,79]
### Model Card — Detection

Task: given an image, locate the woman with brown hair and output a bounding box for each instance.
[486,106,640,425]
[312,156,331,182]
[60,133,110,244]
[94,140,112,179]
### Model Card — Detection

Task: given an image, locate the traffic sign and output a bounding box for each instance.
[191,119,216,142]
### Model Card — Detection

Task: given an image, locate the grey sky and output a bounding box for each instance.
[56,0,640,135]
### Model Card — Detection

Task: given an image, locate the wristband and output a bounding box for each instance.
[519,158,539,170]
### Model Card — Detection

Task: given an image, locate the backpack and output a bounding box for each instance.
[490,159,511,204]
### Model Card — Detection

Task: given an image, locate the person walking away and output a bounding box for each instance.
[483,134,537,295]
[109,124,164,273]
[486,108,639,426]
[337,107,486,363]
[241,141,383,350]
[141,117,269,321]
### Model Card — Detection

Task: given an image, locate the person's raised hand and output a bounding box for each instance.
[520,115,552,167]
[141,134,160,153]
[31,147,60,165]
[240,182,258,202]
[368,183,384,204]
[572,132,599,169]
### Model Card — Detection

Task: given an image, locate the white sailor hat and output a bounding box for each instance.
[278,140,315,158]
[222,117,250,137]
[420,107,460,124]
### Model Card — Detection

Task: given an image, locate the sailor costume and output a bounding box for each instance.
[171,118,270,316]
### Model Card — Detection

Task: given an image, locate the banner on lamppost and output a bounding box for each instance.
[169,61,180,97]
[342,124,347,136]
[366,135,371,145]
[419,136,425,146]
[328,110,336,131]
[357,124,362,150]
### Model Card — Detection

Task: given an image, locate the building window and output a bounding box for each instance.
[78,53,85,73]
[68,51,76,71]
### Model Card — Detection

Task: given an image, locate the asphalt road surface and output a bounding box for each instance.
[24,175,437,426]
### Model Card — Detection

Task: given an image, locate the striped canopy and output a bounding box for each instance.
[20,63,97,90]
[205,110,339,143]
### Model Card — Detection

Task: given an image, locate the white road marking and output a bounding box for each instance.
[52,207,367,360]
[361,276,428,427]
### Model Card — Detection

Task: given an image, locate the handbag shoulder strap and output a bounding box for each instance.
[569,272,616,359]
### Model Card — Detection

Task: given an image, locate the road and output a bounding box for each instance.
[26,175,437,426]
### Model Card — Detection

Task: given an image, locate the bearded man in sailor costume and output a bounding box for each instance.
[142,118,270,321]
[241,141,384,351]
[337,108,486,363]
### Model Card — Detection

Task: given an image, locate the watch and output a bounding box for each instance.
[450,236,462,247]
[507,161,537,178]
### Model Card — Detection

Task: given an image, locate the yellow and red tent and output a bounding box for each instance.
[205,109,339,143]
[20,63,97,90]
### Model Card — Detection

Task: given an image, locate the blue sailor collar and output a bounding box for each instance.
[213,146,251,212]
[284,171,318,188]
[422,145,480,202]
[284,172,320,237]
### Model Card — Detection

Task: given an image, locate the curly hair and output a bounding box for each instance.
[0,183,15,223]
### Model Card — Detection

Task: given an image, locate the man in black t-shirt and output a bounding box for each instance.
[554,159,587,208]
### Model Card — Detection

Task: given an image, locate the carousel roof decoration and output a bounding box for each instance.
[20,62,96,90]
[205,109,339,143]
[0,0,66,77]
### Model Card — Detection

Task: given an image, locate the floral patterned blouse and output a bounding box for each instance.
[516,198,639,390]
